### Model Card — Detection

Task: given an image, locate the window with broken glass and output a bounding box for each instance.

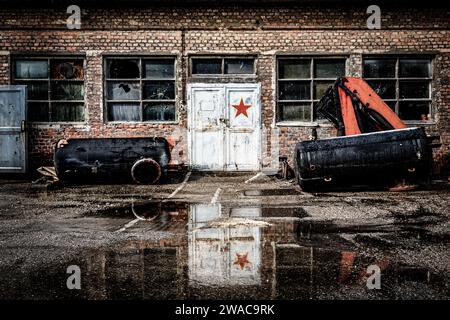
[191,57,255,75]
[277,57,346,123]
[363,57,432,121]
[12,57,85,122]
[105,57,176,122]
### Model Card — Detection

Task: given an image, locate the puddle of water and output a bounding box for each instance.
[2,238,447,300]
[1,201,448,300]
[88,201,308,222]
[243,189,301,196]
[88,200,189,220]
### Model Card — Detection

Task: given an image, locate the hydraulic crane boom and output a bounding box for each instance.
[317,77,406,136]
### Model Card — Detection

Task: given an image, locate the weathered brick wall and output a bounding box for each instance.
[0,5,448,173]
[433,53,450,174]
[0,53,9,84]
[0,6,448,30]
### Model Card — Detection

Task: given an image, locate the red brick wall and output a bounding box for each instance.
[0,5,448,173]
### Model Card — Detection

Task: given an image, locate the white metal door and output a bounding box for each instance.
[225,85,260,171]
[188,86,224,170]
[188,83,260,171]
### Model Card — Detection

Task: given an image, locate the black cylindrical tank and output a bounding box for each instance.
[54,137,171,184]
[294,127,432,191]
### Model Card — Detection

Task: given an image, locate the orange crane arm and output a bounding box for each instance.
[339,77,406,135]
[338,86,361,136]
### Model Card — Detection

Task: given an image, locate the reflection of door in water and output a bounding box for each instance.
[188,204,261,286]
[188,84,260,171]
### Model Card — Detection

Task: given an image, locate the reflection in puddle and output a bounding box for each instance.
[1,201,448,300]
[188,204,262,287]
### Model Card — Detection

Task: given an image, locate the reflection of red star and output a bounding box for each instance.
[232,98,252,118]
[233,252,251,270]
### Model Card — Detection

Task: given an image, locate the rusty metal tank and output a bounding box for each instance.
[294,127,433,191]
[54,137,171,184]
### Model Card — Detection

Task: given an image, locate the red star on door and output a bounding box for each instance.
[233,252,252,270]
[232,98,252,118]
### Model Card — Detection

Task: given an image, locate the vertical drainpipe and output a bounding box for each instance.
[180,27,187,166]
[181,28,186,109]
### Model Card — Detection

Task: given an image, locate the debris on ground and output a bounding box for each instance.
[202,217,272,228]
[31,166,61,190]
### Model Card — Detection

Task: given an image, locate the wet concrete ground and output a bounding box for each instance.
[0,172,449,300]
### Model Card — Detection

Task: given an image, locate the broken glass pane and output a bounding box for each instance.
[143,102,175,121]
[313,81,333,99]
[28,102,49,122]
[51,60,84,80]
[399,59,430,78]
[314,60,345,78]
[363,59,396,78]
[278,103,311,122]
[107,82,140,100]
[278,59,310,79]
[278,81,311,100]
[51,81,84,100]
[400,81,430,99]
[107,103,140,121]
[107,59,140,79]
[224,58,254,74]
[192,58,222,74]
[15,81,48,100]
[367,80,396,99]
[143,59,175,79]
[15,60,48,79]
[398,101,430,121]
[143,81,175,100]
[51,103,84,122]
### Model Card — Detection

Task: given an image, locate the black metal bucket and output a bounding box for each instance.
[54,137,171,184]
[294,127,433,191]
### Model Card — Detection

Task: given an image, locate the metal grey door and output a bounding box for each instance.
[0,86,27,173]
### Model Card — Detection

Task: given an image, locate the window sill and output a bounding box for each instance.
[106,121,179,125]
[30,122,86,127]
[190,74,257,77]
[276,121,436,128]
[275,121,334,128]
[403,120,435,125]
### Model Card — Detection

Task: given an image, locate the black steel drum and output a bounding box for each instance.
[294,127,433,191]
[54,137,171,184]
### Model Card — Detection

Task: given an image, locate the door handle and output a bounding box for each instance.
[21,120,27,132]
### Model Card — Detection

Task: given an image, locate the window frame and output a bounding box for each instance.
[103,55,178,124]
[189,55,257,77]
[363,55,433,123]
[11,55,86,123]
[276,56,347,125]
